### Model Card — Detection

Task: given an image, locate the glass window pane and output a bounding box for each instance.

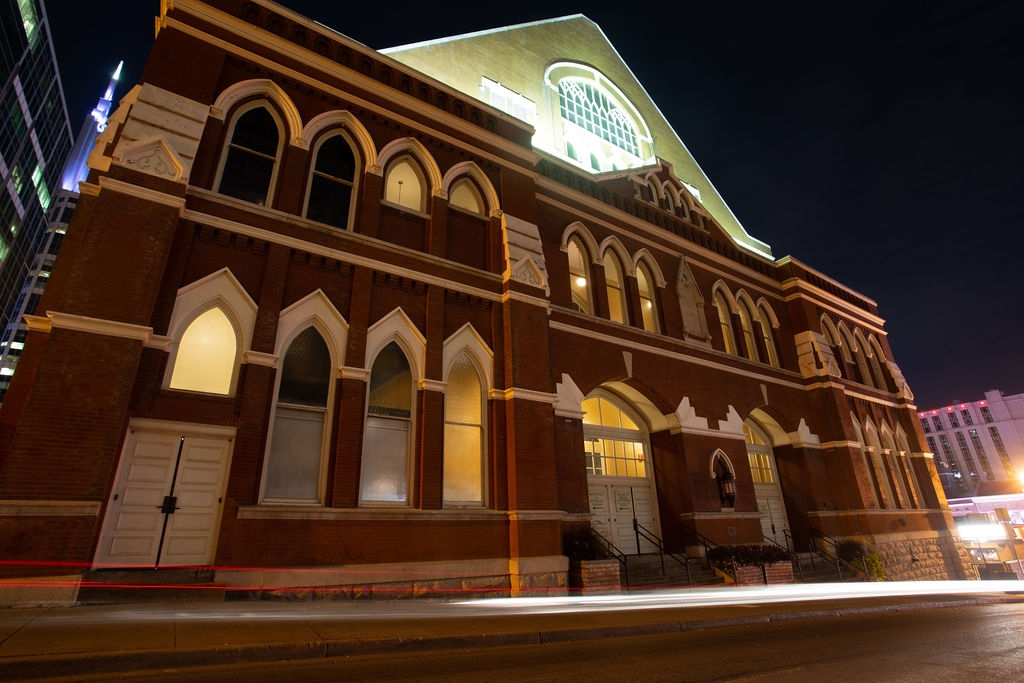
[361,416,409,503]
[169,308,236,394]
[278,327,331,406]
[263,406,325,500]
[443,423,482,503]
[368,342,411,417]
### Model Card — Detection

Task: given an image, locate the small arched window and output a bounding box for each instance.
[604,252,627,324]
[758,306,779,367]
[217,104,282,206]
[443,352,485,506]
[636,263,659,333]
[360,341,413,505]
[169,307,237,395]
[737,300,759,361]
[449,178,485,215]
[713,291,736,355]
[305,133,357,229]
[262,327,332,502]
[568,238,591,314]
[384,155,426,212]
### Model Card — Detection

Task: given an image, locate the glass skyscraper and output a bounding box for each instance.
[0,0,73,398]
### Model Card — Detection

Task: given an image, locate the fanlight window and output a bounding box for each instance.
[306,134,356,229]
[262,327,331,502]
[169,307,237,395]
[559,80,639,156]
[443,352,484,506]
[217,105,281,206]
[360,341,413,504]
[582,396,646,478]
[384,156,426,212]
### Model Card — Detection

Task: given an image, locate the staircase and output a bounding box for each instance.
[76,568,227,605]
[624,554,725,591]
[791,552,863,583]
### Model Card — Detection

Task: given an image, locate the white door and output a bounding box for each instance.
[755,487,789,547]
[588,481,660,554]
[95,421,234,567]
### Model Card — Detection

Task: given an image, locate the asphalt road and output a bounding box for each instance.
[28,602,1024,682]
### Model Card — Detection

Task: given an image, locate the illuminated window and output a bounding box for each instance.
[603,252,627,324]
[988,427,1015,477]
[568,238,591,314]
[744,423,774,484]
[480,78,536,124]
[443,352,485,506]
[384,156,426,212]
[168,307,237,395]
[305,133,357,229]
[981,406,994,423]
[737,300,759,361]
[217,104,282,206]
[758,306,779,367]
[17,0,38,41]
[559,80,639,157]
[360,342,412,505]
[449,178,485,215]
[262,328,332,502]
[636,263,659,333]
[713,291,736,355]
[582,396,646,478]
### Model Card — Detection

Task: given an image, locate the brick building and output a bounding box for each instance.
[0,0,972,597]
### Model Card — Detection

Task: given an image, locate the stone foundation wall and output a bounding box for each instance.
[872,533,976,581]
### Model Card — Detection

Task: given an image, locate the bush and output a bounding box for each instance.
[708,543,792,571]
[836,538,887,581]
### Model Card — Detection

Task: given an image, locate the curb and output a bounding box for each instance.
[3,596,1019,680]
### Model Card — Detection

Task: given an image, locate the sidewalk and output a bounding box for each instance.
[2,587,1023,680]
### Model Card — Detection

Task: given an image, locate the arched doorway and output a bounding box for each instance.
[582,392,661,554]
[744,419,790,547]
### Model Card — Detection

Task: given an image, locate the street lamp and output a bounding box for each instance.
[719,470,737,508]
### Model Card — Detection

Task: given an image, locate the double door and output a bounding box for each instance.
[94,420,235,567]
[588,480,660,555]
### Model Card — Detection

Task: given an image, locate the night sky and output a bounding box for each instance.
[44,1,1024,409]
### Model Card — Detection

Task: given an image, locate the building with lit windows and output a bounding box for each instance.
[0,0,73,397]
[919,390,1024,499]
[0,1,972,600]
[0,61,123,402]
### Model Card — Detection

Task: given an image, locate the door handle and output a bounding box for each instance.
[160,495,179,514]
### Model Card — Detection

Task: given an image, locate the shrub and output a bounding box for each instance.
[836,538,887,581]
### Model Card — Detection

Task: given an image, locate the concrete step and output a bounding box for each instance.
[624,554,725,589]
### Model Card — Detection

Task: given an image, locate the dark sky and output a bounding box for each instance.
[44,1,1024,409]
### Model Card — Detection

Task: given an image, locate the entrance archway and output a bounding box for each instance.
[583,391,661,554]
[744,418,790,547]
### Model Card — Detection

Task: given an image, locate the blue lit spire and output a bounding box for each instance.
[61,60,123,192]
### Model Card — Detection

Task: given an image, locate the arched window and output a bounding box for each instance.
[305,132,357,229]
[443,352,485,506]
[604,252,627,324]
[713,291,736,355]
[582,395,646,478]
[758,306,779,367]
[865,423,896,509]
[737,299,759,361]
[449,178,485,215]
[360,341,413,505]
[262,327,332,502]
[636,263,659,333]
[853,334,875,388]
[168,307,237,395]
[568,237,592,314]
[384,155,426,212]
[868,338,890,390]
[217,104,282,206]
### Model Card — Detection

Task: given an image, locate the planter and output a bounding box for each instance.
[569,558,621,594]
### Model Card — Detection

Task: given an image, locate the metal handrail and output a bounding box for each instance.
[589,526,630,586]
[807,527,844,581]
[764,532,802,582]
[679,524,737,584]
[633,520,692,587]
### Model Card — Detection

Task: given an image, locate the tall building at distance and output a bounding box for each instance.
[0,0,973,600]
[0,61,122,400]
[920,390,1024,499]
[0,0,73,393]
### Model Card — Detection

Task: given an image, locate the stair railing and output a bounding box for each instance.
[589,526,630,587]
[679,524,737,584]
[764,532,802,582]
[807,527,844,581]
[632,520,692,587]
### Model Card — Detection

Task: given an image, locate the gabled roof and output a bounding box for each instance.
[382,14,772,259]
